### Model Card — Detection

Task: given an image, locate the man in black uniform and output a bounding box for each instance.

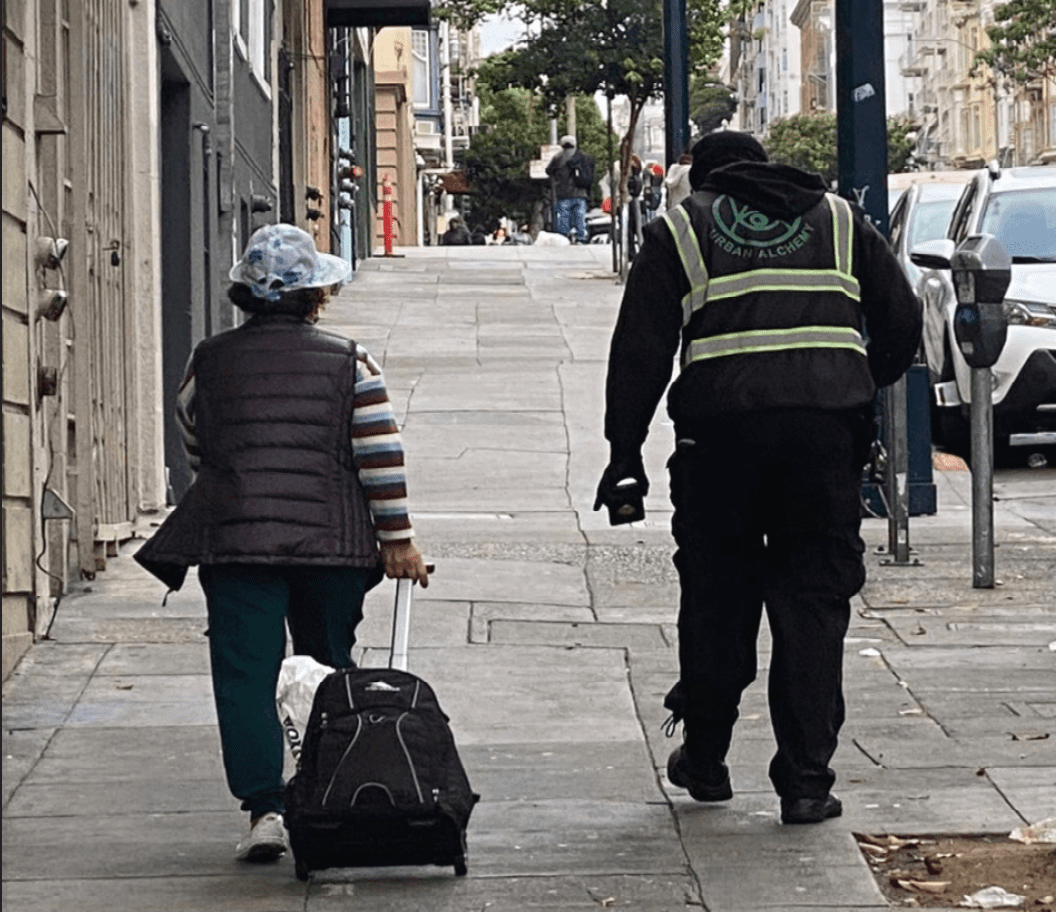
[594,132,921,824]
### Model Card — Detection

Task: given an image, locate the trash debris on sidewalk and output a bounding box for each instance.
[895,878,951,894]
[1009,817,1056,845]
[857,833,1054,909]
[959,886,1025,908]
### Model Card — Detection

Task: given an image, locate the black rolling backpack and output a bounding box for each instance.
[284,573,479,881]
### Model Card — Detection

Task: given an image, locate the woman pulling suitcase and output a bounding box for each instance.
[134,223,430,863]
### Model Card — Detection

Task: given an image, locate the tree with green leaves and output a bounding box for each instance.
[975,0,1056,85]
[467,0,738,201]
[765,113,917,187]
[689,78,738,136]
[461,81,614,231]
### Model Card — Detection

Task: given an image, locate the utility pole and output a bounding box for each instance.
[836,0,888,232]
[662,0,689,167]
[837,0,913,566]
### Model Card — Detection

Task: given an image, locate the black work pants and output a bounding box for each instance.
[668,408,869,800]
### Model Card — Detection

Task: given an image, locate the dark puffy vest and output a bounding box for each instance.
[663,191,877,423]
[135,316,379,589]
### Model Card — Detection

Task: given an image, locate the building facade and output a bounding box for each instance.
[901,0,1055,168]
[786,0,1054,168]
[2,0,386,679]
[3,0,171,677]
[726,0,804,136]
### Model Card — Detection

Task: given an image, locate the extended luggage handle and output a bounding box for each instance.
[389,563,435,672]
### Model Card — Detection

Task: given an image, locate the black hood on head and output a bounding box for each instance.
[689,131,768,189]
[700,161,829,221]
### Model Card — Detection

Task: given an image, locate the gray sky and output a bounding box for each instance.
[478,12,526,57]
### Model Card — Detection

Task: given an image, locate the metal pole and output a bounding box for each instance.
[836,0,889,232]
[662,0,689,167]
[970,367,996,587]
[882,377,913,565]
[608,92,617,274]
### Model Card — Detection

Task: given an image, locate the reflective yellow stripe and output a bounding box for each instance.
[662,208,709,325]
[684,325,867,366]
[828,194,854,275]
[664,196,864,370]
[706,268,860,301]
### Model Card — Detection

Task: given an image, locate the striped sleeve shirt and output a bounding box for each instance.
[175,344,415,542]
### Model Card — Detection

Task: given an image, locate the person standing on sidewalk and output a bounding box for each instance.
[546,134,593,243]
[594,131,921,824]
[663,146,694,210]
[134,223,429,861]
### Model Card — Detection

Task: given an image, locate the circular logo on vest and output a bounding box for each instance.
[712,195,802,249]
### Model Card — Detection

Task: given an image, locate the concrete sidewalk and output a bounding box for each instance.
[4,245,1054,912]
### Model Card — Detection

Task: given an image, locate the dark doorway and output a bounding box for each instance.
[160,59,194,503]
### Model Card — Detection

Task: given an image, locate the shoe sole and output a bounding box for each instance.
[238,842,287,863]
[667,756,733,802]
[781,799,843,825]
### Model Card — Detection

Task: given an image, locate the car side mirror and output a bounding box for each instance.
[910,238,957,270]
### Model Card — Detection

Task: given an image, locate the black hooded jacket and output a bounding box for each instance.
[603,161,922,460]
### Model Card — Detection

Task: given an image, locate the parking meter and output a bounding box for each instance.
[950,234,1011,368]
[949,234,1012,589]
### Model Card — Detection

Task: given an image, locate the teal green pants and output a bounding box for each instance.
[198,564,374,817]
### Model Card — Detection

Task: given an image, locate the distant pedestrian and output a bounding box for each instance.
[134,223,429,863]
[626,154,644,260]
[442,216,472,246]
[594,131,922,825]
[546,134,594,243]
[642,163,665,219]
[664,147,694,209]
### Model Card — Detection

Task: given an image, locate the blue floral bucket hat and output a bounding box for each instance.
[229,223,352,300]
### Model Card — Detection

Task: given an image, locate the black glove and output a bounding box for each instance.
[593,455,650,512]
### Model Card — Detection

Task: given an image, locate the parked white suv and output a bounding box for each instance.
[910,164,1056,463]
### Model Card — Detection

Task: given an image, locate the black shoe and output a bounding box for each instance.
[666,745,733,802]
[780,794,843,824]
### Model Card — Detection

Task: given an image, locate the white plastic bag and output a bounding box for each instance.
[276,655,334,761]
[533,230,571,247]
[1009,817,1056,845]
[959,886,1025,909]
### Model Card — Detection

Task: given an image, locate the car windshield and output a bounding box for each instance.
[980,188,1056,260]
[908,194,960,248]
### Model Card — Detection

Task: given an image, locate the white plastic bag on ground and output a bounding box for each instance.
[276,655,334,761]
[533,230,571,247]
[959,886,1025,909]
[1009,817,1056,844]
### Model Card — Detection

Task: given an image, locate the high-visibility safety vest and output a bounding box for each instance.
[661,191,876,420]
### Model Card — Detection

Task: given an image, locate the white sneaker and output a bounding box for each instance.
[235,812,288,862]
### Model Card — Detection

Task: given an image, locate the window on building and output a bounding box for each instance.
[248,0,266,79]
[412,29,432,108]
[233,0,268,84]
